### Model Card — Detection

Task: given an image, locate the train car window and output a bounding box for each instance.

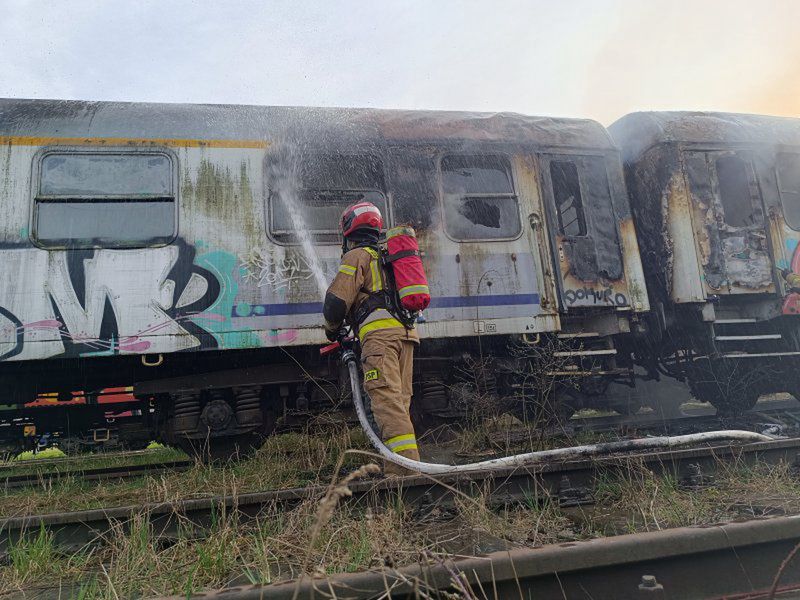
[550,161,587,237]
[269,154,388,244]
[715,155,763,228]
[776,153,800,230]
[440,155,521,240]
[271,190,387,237]
[33,151,176,249]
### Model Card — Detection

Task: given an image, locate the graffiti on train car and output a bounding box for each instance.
[781,237,800,314]
[0,239,268,361]
[564,286,628,307]
[240,248,316,292]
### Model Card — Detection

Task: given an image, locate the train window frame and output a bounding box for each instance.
[265,153,392,246]
[437,153,523,243]
[713,153,764,229]
[549,159,589,238]
[776,152,800,231]
[29,146,179,250]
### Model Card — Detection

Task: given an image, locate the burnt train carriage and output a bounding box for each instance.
[611,111,800,412]
[0,99,647,454]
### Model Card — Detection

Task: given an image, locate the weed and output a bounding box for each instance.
[5,524,59,585]
[73,576,101,599]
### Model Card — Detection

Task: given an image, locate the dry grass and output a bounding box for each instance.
[581,458,800,535]
[6,412,800,598]
[453,484,580,548]
[0,487,442,596]
[4,453,800,597]
[0,446,187,478]
[0,426,370,518]
[451,414,618,460]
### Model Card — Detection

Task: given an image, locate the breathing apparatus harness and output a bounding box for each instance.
[349,244,419,332]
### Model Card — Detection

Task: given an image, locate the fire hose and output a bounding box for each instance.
[321,340,775,475]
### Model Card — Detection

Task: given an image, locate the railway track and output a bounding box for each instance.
[4,436,800,558]
[0,447,184,473]
[1,458,193,489]
[2,398,797,492]
[172,514,800,599]
[567,396,800,434]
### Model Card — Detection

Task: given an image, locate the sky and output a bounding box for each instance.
[1,0,799,125]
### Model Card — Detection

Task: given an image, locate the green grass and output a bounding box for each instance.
[6,524,60,584]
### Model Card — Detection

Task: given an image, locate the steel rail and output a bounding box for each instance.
[1,459,193,489]
[566,396,800,434]
[0,448,183,472]
[4,437,800,558]
[167,514,800,599]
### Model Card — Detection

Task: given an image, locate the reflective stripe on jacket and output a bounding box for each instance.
[324,246,418,341]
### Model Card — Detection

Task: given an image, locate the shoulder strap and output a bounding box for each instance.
[385,249,419,262]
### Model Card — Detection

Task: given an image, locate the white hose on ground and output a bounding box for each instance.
[344,355,775,475]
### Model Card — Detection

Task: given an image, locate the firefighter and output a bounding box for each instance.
[323,201,420,476]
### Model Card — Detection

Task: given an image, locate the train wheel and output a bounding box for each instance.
[174,406,276,463]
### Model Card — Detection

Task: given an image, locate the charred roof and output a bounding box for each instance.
[610,111,800,162]
[0,98,614,151]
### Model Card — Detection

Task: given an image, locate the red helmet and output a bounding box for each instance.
[340,201,383,237]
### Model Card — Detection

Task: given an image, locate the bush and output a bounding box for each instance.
[15,447,66,461]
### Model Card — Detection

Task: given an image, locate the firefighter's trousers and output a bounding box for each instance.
[360,328,419,476]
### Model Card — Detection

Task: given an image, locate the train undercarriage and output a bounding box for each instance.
[18,305,796,461]
[13,308,800,461]
[0,324,653,459]
[638,295,800,415]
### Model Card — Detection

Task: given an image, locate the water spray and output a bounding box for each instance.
[321,340,774,475]
[270,149,329,299]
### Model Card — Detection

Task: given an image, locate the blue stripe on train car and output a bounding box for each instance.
[230,293,540,318]
[428,293,539,308]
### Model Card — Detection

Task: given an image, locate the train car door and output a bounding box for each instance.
[538,154,629,310]
[683,150,775,295]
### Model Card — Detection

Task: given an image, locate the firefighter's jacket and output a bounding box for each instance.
[323,246,419,342]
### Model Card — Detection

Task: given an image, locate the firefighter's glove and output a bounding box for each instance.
[326,327,348,342]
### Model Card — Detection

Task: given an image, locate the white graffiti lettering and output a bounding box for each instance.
[0,243,221,361]
[240,249,314,292]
